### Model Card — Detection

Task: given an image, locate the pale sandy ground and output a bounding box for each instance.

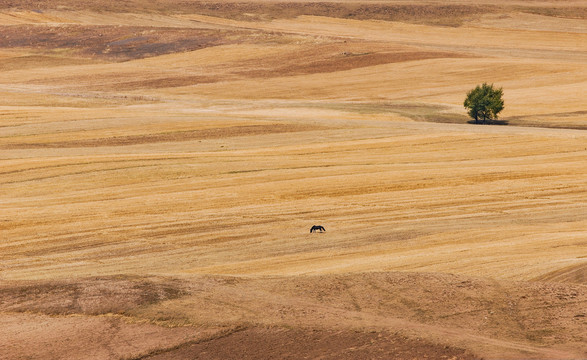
[0,1,585,359]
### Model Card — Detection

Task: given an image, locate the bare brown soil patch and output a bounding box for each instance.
[0,276,186,315]
[1,273,585,359]
[173,2,497,27]
[0,1,496,23]
[142,326,479,360]
[0,25,239,60]
[4,1,585,24]
[2,1,584,25]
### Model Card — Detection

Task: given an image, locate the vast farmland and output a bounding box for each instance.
[0,0,586,359]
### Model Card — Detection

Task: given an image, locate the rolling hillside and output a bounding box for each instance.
[1,0,585,359]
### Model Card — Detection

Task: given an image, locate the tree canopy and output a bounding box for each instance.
[464,83,504,124]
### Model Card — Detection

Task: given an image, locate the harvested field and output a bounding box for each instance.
[0,0,585,359]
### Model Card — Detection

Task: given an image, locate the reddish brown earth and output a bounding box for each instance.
[1,0,585,23]
[143,327,479,360]
[1,274,585,359]
[0,25,238,61]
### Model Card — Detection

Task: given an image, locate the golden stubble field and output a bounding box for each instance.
[0,0,586,359]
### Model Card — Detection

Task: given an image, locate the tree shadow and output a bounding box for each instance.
[467,119,509,126]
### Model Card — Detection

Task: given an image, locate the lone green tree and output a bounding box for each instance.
[464,83,504,124]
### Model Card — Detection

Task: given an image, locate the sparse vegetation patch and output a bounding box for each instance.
[0,277,187,316]
[0,25,241,60]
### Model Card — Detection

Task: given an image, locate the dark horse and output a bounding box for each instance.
[310,225,325,233]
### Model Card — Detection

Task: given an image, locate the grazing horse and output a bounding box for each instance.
[310,225,325,233]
